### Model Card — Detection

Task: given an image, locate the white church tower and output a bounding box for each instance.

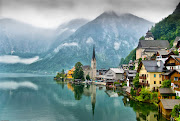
[91,45,96,80]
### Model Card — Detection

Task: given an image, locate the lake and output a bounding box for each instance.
[0,73,166,121]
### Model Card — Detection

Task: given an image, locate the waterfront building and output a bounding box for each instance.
[124,70,137,87]
[136,30,169,60]
[137,60,164,91]
[104,68,124,82]
[164,55,180,70]
[158,88,175,100]
[158,99,180,119]
[83,46,96,80]
[67,67,75,79]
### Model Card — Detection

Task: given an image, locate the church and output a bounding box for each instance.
[82,46,97,80]
[136,30,170,60]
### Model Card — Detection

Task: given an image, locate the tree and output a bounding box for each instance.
[73,62,84,80]
[133,73,140,88]
[161,79,171,88]
[136,88,151,102]
[86,74,90,80]
[173,50,179,55]
[171,104,180,118]
[139,36,145,40]
[55,69,66,81]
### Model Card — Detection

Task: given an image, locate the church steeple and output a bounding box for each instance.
[145,30,154,40]
[91,45,96,80]
[92,45,96,60]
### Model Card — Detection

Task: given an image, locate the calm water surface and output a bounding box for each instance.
[0,73,166,121]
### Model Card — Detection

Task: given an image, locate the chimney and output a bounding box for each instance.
[157,60,161,67]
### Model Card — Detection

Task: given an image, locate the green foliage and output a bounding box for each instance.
[86,74,90,80]
[73,62,84,80]
[173,50,179,55]
[136,88,151,102]
[161,79,171,88]
[151,7,180,48]
[130,88,136,97]
[55,69,66,81]
[133,73,140,88]
[139,36,145,40]
[119,48,136,65]
[114,82,120,85]
[171,104,180,118]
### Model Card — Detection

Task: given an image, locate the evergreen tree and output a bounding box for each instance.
[86,74,90,80]
[73,62,84,80]
[133,73,140,89]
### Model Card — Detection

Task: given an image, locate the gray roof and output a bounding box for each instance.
[137,40,169,49]
[161,99,180,109]
[174,37,180,43]
[159,88,174,94]
[144,48,160,52]
[82,65,90,70]
[158,50,169,55]
[142,60,164,72]
[145,30,154,38]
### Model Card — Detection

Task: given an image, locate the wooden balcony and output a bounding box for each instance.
[166,63,175,66]
[139,82,149,86]
[139,76,146,79]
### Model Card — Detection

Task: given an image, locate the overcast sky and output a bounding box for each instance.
[0,0,179,28]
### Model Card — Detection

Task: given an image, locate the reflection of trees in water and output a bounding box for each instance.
[72,84,84,100]
[55,80,65,89]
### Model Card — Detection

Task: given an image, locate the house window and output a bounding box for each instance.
[154,81,156,84]
[154,74,156,78]
[159,81,161,84]
[159,74,161,78]
[174,77,178,81]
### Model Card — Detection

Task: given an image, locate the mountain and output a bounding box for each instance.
[28,11,153,72]
[120,2,180,65]
[50,18,89,49]
[0,18,55,55]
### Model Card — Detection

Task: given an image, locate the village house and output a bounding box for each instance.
[164,55,180,70]
[67,67,75,79]
[162,69,180,97]
[136,30,169,60]
[173,36,180,47]
[104,68,124,82]
[137,60,164,91]
[96,69,107,80]
[124,70,137,87]
[159,99,180,119]
[158,88,175,100]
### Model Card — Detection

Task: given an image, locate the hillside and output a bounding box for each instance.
[120,2,180,65]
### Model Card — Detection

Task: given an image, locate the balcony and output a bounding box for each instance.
[166,63,175,66]
[139,82,149,86]
[139,76,146,79]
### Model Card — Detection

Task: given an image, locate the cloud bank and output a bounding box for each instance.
[0,55,39,64]
[54,42,78,53]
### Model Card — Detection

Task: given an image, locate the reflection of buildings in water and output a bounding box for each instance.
[83,85,96,115]
[67,83,74,91]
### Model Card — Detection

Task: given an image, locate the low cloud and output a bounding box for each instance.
[54,42,78,53]
[86,37,94,44]
[114,42,121,50]
[0,55,39,64]
[0,81,38,90]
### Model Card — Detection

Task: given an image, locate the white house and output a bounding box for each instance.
[104,68,124,82]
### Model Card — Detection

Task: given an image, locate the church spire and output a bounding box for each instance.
[92,45,96,60]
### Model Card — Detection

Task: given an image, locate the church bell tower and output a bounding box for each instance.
[91,45,96,80]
